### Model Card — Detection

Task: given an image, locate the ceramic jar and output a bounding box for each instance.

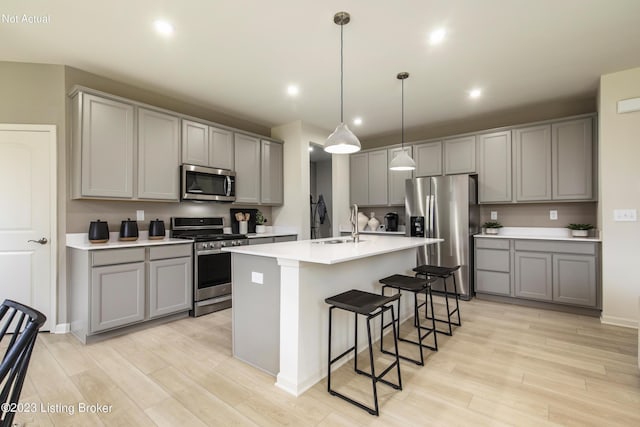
[357,212,369,231]
[368,212,380,231]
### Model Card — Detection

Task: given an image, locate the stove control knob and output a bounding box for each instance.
[232,240,238,246]
[202,243,209,250]
[220,241,227,247]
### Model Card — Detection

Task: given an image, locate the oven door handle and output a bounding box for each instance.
[197,249,225,256]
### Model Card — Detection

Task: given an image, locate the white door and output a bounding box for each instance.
[0,124,56,331]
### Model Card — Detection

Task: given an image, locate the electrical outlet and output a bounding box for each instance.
[614,209,637,221]
[490,211,498,220]
[251,272,264,284]
[136,210,144,221]
[549,210,558,220]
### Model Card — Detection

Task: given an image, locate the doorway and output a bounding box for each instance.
[309,143,332,239]
[0,124,57,331]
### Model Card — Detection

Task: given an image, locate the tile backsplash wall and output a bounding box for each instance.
[479,202,597,228]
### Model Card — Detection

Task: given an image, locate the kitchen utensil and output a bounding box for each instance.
[88,219,109,243]
[148,218,165,240]
[230,208,258,234]
[119,218,139,241]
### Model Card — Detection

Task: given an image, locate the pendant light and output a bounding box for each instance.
[324,11,361,154]
[389,72,416,171]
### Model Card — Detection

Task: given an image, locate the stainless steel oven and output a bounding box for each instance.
[171,217,248,317]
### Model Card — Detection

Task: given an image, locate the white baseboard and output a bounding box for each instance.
[600,315,638,329]
[53,323,70,334]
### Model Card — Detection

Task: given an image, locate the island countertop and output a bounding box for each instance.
[223,235,443,264]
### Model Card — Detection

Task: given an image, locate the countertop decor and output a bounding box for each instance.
[67,232,190,250]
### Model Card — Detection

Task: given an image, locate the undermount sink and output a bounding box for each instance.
[312,238,364,244]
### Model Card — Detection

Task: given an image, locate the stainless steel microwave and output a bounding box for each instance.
[181,164,235,202]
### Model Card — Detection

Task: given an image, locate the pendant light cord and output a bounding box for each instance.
[401,78,405,149]
[340,22,344,123]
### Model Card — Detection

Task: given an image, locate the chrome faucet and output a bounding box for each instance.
[350,204,360,243]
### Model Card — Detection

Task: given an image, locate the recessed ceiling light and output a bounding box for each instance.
[469,88,482,99]
[308,146,314,152]
[353,117,363,126]
[287,85,299,96]
[429,28,446,45]
[154,20,174,36]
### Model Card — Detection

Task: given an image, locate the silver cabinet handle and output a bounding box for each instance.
[28,237,48,245]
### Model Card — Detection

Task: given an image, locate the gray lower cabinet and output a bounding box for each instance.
[69,244,192,343]
[552,253,596,306]
[248,235,297,245]
[475,238,511,296]
[91,261,145,333]
[514,251,553,301]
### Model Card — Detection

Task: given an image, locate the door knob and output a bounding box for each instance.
[28,237,48,245]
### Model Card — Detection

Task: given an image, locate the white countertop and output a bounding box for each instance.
[223,235,443,265]
[474,227,601,242]
[66,232,192,250]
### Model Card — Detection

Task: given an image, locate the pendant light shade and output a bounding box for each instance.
[325,12,361,154]
[389,72,416,171]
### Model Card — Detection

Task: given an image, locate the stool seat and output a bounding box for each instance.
[325,290,400,315]
[379,274,437,292]
[413,265,460,278]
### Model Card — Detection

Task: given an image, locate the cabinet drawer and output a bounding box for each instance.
[476,249,510,272]
[149,244,192,260]
[476,270,510,295]
[475,238,509,250]
[514,240,596,255]
[92,248,145,267]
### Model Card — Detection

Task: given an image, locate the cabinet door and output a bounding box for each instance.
[514,125,551,201]
[234,134,261,204]
[552,254,596,307]
[478,131,512,203]
[388,147,413,205]
[552,118,593,200]
[514,251,552,301]
[476,270,511,295]
[137,108,180,200]
[90,262,145,332]
[149,257,193,319]
[444,136,476,174]
[81,94,134,198]
[414,141,442,177]
[209,126,234,170]
[182,120,209,166]
[368,150,388,206]
[260,140,284,205]
[349,152,369,205]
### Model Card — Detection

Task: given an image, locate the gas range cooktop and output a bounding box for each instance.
[170,217,247,242]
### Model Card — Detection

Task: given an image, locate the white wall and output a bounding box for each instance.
[598,66,640,328]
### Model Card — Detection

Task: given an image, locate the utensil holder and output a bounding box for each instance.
[239,221,248,234]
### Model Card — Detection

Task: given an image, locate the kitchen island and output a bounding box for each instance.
[224,234,442,396]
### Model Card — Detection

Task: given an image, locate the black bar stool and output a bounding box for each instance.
[413,265,461,336]
[378,274,438,366]
[325,289,402,416]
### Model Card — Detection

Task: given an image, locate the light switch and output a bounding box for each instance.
[614,209,637,222]
[136,210,144,221]
[251,272,264,284]
[490,211,498,220]
[549,210,558,220]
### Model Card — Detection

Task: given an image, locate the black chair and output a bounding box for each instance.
[325,289,402,416]
[379,274,438,366]
[0,299,47,427]
[413,265,461,336]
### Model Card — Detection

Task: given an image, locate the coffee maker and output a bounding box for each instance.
[384,212,399,232]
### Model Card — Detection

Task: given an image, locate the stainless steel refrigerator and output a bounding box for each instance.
[405,174,479,300]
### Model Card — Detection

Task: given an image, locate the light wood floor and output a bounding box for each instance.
[12,298,640,426]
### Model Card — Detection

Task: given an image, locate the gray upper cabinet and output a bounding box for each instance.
[72,92,135,199]
[234,134,261,204]
[350,153,369,205]
[388,147,413,206]
[368,150,388,206]
[260,140,284,205]
[137,108,180,201]
[181,119,209,166]
[209,127,234,170]
[552,117,593,200]
[478,131,512,203]
[414,141,442,177]
[444,136,476,175]
[513,125,552,202]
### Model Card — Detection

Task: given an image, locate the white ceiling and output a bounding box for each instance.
[2,0,640,140]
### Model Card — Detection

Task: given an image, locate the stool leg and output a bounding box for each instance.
[354,312,359,371]
[413,291,424,365]
[427,285,438,351]
[327,306,333,393]
[452,273,462,326]
[366,315,379,416]
[390,305,403,390]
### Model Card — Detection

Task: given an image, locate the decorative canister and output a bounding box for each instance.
[88,220,109,243]
[148,219,166,240]
[119,218,139,241]
[367,212,380,231]
[357,212,369,231]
